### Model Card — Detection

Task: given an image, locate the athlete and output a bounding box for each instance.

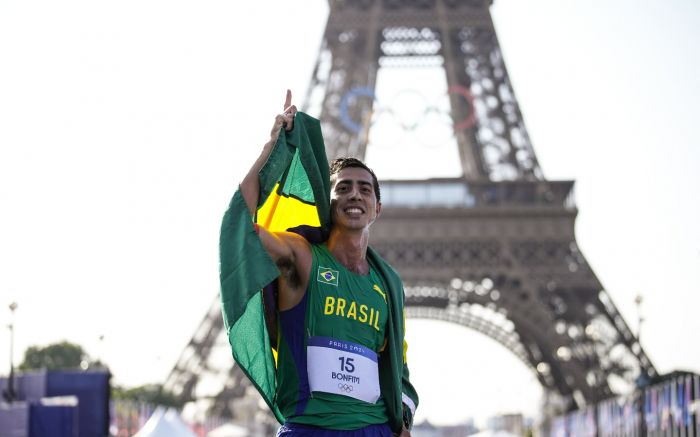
[239,90,417,436]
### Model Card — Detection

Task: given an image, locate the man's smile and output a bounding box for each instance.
[344,206,365,215]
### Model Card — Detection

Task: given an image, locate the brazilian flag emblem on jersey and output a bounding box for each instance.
[317,266,339,286]
[218,112,330,423]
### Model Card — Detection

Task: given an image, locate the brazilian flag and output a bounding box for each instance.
[219,112,418,431]
[219,112,329,421]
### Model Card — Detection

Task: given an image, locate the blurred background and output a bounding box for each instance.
[1,1,699,436]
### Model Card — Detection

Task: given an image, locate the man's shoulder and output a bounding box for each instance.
[277,230,312,247]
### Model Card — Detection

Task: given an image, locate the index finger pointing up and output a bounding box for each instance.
[283,89,292,112]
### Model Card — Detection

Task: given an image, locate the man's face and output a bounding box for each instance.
[330,167,381,231]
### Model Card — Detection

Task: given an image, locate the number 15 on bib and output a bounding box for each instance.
[307,336,381,404]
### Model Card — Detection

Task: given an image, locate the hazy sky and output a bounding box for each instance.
[1,0,698,427]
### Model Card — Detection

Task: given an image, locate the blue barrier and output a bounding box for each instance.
[0,402,29,437]
[29,403,79,437]
[0,371,109,437]
[552,372,699,437]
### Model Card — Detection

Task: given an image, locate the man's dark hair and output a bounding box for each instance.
[329,157,381,203]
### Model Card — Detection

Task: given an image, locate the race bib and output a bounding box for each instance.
[307,336,381,403]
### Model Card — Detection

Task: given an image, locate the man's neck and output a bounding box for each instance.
[326,227,370,275]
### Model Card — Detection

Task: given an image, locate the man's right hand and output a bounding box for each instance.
[270,89,297,144]
[243,89,298,216]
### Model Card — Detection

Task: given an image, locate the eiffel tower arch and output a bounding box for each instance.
[165,0,657,421]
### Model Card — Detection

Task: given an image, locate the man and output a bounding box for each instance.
[220,91,418,436]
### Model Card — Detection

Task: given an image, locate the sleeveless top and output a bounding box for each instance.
[275,243,390,429]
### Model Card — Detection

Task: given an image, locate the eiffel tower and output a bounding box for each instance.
[164,0,657,420]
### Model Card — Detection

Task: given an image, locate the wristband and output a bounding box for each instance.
[402,405,412,430]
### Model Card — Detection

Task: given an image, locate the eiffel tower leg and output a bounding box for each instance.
[372,184,657,406]
[306,2,383,160]
[435,1,486,180]
[164,297,269,420]
[437,4,542,181]
[164,297,225,401]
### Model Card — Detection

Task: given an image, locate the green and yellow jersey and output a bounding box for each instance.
[275,243,390,429]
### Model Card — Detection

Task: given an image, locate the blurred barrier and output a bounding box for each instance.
[0,370,109,437]
[552,372,699,437]
[109,400,231,437]
[0,399,80,437]
[0,402,29,437]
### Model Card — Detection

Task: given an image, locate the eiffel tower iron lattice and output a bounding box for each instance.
[164,0,657,419]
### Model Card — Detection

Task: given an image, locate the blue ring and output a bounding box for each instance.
[339,86,377,134]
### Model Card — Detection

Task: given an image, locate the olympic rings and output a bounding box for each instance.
[337,383,354,393]
[338,85,478,139]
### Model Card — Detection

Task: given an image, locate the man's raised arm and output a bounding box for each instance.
[240,89,297,216]
[236,91,311,307]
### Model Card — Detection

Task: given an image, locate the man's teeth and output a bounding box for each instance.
[346,208,362,213]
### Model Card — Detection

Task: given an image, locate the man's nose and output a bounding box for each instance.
[348,184,361,199]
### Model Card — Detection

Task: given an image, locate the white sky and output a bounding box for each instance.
[1,0,699,427]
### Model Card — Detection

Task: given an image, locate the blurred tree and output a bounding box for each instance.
[19,341,87,370]
[112,383,184,408]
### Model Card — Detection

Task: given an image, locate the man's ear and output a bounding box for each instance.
[375,202,382,218]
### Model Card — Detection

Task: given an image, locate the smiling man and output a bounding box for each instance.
[227,91,418,437]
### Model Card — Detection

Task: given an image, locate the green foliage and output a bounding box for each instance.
[18,341,182,409]
[19,341,89,371]
[112,384,184,408]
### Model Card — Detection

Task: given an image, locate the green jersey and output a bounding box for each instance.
[275,243,390,429]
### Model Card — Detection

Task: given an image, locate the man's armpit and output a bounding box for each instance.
[276,256,302,289]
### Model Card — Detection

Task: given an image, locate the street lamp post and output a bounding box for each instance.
[4,302,18,403]
[634,294,644,343]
